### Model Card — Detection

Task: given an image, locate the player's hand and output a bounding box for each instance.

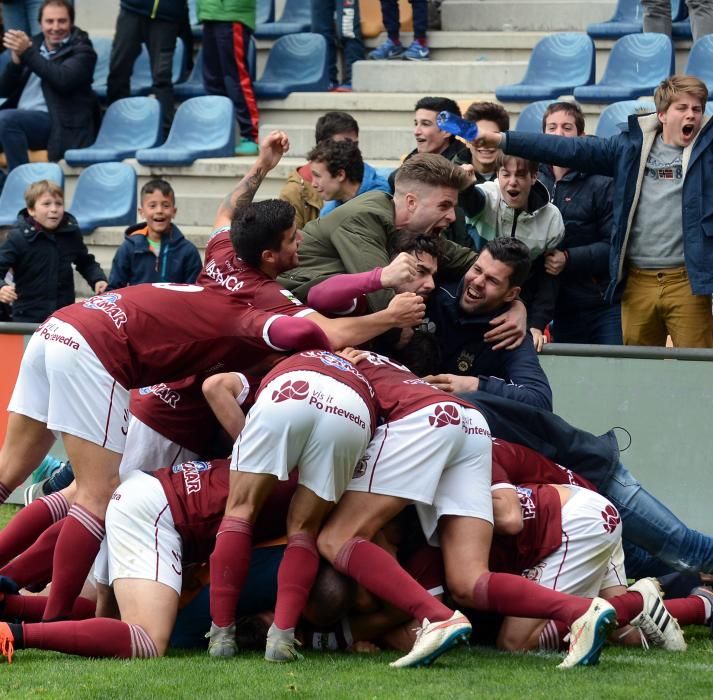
[386,292,425,328]
[0,284,18,304]
[256,130,289,171]
[473,130,504,148]
[336,347,370,365]
[458,164,477,186]
[530,327,547,353]
[395,326,414,349]
[484,299,527,350]
[94,280,108,294]
[380,252,418,289]
[423,373,479,393]
[3,29,32,61]
[544,249,567,276]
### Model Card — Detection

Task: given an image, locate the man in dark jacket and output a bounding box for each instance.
[538,102,622,345]
[0,0,98,174]
[0,179,107,323]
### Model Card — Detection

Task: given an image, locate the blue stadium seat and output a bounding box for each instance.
[136,96,235,166]
[92,36,113,99]
[63,98,162,166]
[253,33,330,99]
[515,100,552,133]
[69,163,137,234]
[495,33,595,102]
[254,0,310,39]
[257,0,275,25]
[586,0,643,39]
[573,34,673,103]
[672,0,693,38]
[684,36,713,92]
[706,101,713,116]
[0,163,64,226]
[188,0,202,39]
[595,99,656,138]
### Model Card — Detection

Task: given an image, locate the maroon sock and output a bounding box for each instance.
[22,618,157,658]
[664,596,706,626]
[606,591,643,625]
[0,493,68,567]
[472,572,591,626]
[415,36,428,47]
[42,505,104,621]
[387,33,401,44]
[209,516,253,628]
[0,482,11,504]
[538,619,569,651]
[273,533,319,631]
[334,538,453,623]
[0,519,64,589]
[3,594,96,622]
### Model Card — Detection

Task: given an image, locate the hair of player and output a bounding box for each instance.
[481,237,532,288]
[654,74,708,113]
[542,101,585,135]
[307,139,365,183]
[387,330,442,377]
[230,199,295,267]
[464,101,511,131]
[394,153,472,194]
[314,111,360,144]
[140,178,175,204]
[24,179,64,209]
[391,232,444,266]
[414,96,461,117]
[303,561,357,627]
[495,152,539,177]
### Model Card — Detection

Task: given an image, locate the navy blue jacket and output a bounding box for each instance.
[537,165,617,312]
[108,223,202,289]
[427,281,553,410]
[505,114,713,299]
[0,210,106,323]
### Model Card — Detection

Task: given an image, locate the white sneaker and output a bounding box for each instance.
[558,597,616,669]
[390,611,471,668]
[206,622,237,658]
[264,624,303,662]
[628,577,686,651]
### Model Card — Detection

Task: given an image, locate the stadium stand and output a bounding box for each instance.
[573,33,674,103]
[69,162,137,234]
[253,33,330,99]
[130,39,186,97]
[672,0,693,38]
[586,0,644,39]
[683,35,713,92]
[257,0,276,26]
[595,99,656,138]
[495,33,595,102]
[0,163,64,227]
[136,96,235,166]
[515,100,551,133]
[91,36,114,99]
[63,98,162,166]
[254,0,311,39]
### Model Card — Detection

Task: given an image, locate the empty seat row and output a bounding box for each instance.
[587,0,691,40]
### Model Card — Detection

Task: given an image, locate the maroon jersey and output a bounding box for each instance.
[53,284,285,389]
[257,350,378,433]
[154,459,297,565]
[198,227,314,315]
[352,351,477,423]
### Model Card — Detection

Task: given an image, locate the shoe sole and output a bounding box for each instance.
[392,629,470,669]
[404,55,430,61]
[264,651,302,663]
[558,608,616,669]
[367,53,405,60]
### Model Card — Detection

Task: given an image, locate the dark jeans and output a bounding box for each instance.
[0,109,51,172]
[107,7,179,134]
[380,0,428,39]
[552,303,623,345]
[311,0,364,85]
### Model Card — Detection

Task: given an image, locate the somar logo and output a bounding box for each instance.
[83,292,127,329]
[272,379,310,402]
[428,404,461,428]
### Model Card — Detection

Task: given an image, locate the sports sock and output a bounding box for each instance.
[0,482,11,504]
[0,519,63,589]
[334,538,453,623]
[0,493,68,567]
[387,33,401,44]
[664,596,707,626]
[42,505,104,621]
[209,516,253,628]
[273,533,319,631]
[3,595,95,622]
[605,591,644,624]
[538,619,568,651]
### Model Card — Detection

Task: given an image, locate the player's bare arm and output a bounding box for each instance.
[202,373,248,440]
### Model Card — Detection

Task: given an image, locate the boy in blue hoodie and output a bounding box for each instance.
[108,179,202,289]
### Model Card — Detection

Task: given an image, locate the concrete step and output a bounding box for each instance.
[442,0,616,32]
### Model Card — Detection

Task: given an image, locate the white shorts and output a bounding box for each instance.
[522,486,626,596]
[347,403,493,544]
[97,470,182,595]
[231,370,372,502]
[119,416,199,477]
[8,318,129,454]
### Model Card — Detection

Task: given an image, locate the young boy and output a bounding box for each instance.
[108,179,202,289]
[0,180,107,323]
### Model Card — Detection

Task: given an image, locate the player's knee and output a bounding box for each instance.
[446,576,475,609]
[316,527,343,563]
[496,632,532,652]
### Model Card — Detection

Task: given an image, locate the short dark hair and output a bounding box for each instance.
[230,199,295,267]
[542,101,585,135]
[391,233,443,265]
[415,96,461,116]
[314,111,359,144]
[307,139,364,183]
[481,237,531,288]
[388,330,442,377]
[140,179,175,204]
[303,562,357,627]
[464,101,510,131]
[39,0,74,24]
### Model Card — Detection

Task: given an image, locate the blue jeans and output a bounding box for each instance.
[0,109,51,172]
[1,0,45,36]
[552,304,623,344]
[311,0,364,85]
[602,462,713,575]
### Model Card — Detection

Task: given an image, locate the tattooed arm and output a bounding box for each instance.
[212,130,290,229]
